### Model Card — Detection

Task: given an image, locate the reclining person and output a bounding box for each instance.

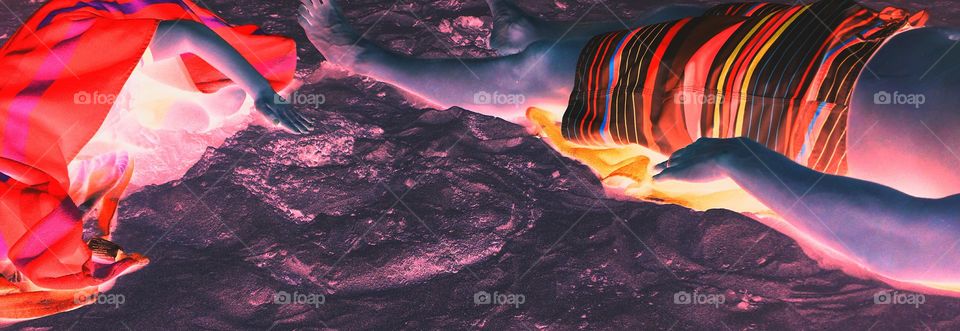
[0,0,310,298]
[301,0,960,293]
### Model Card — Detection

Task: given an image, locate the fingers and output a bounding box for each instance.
[651,137,749,183]
[652,164,686,181]
[279,104,317,134]
[264,102,304,134]
[277,106,308,134]
[285,107,314,131]
[653,163,721,183]
[257,101,284,126]
[256,94,317,134]
[655,153,684,171]
[654,160,669,172]
[287,104,315,132]
[297,114,315,131]
[655,155,690,173]
[654,137,723,171]
[288,112,311,133]
[652,145,719,183]
[300,113,316,126]
[273,105,298,132]
[655,148,692,171]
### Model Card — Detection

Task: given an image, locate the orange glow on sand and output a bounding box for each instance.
[525,107,773,214]
[526,107,960,298]
[0,259,124,324]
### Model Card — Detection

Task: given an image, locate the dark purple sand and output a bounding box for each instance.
[2,0,960,330]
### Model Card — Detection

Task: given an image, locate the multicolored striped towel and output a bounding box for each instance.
[561,0,927,175]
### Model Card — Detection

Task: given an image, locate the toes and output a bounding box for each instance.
[298,10,314,27]
[299,0,328,25]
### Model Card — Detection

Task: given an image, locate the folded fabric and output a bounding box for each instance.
[0,0,295,291]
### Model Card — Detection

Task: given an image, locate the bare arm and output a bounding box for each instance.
[151,20,313,133]
[654,137,960,276]
[656,138,921,224]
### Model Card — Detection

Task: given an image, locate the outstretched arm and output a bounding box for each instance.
[151,20,313,133]
[653,138,959,274]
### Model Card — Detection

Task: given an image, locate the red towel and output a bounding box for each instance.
[0,0,295,290]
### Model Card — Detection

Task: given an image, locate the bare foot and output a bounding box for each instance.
[486,0,541,55]
[299,0,369,68]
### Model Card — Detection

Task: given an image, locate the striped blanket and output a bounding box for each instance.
[0,0,294,292]
[561,0,927,175]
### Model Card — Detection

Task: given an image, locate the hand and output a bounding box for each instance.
[254,92,315,134]
[653,137,750,183]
